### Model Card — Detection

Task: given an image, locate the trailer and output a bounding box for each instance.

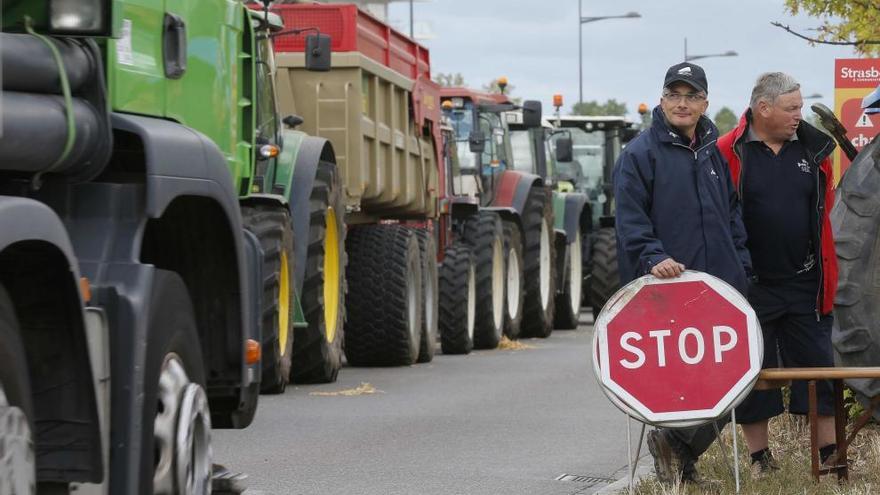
[272,3,446,364]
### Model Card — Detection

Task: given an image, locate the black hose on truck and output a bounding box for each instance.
[0,32,112,183]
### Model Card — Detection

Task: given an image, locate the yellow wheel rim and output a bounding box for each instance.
[323,207,340,343]
[278,250,291,354]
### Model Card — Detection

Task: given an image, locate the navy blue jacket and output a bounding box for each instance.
[613,106,751,294]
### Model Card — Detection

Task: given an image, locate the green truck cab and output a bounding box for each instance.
[0,0,335,491]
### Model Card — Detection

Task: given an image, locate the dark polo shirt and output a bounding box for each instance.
[741,128,817,285]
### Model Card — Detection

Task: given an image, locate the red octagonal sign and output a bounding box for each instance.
[593,271,762,426]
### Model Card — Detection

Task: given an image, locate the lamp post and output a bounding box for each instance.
[683,37,738,62]
[578,0,640,105]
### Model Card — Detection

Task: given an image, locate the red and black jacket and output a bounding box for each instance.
[717,110,838,315]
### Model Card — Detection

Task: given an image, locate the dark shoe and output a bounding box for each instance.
[647,429,694,484]
[749,451,780,479]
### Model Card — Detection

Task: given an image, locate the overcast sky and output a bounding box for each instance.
[387,0,860,121]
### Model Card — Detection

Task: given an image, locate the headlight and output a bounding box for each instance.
[49,0,109,35]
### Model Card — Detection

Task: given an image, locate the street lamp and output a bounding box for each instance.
[683,38,738,62]
[578,0,640,105]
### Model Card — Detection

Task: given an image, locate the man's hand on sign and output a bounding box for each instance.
[651,258,686,279]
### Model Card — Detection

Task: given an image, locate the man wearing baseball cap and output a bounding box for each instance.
[613,62,752,484]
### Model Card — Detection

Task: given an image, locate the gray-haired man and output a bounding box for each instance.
[717,72,838,477]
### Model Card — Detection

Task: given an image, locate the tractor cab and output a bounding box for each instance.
[547,116,638,228]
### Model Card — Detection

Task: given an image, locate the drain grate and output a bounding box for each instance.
[555,473,616,484]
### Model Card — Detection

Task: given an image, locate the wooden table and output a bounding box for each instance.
[754,367,880,482]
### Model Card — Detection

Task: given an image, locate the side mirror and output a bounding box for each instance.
[522,100,542,128]
[555,137,573,163]
[283,114,304,129]
[305,34,331,71]
[469,131,486,154]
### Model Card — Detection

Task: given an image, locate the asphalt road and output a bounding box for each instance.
[214,313,647,494]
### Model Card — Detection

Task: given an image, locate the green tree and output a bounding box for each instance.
[780,1,880,56]
[434,72,466,87]
[571,99,628,116]
[713,107,738,135]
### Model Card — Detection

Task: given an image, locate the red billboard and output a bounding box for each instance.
[834,59,880,183]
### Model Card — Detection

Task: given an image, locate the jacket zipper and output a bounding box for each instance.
[804,146,827,321]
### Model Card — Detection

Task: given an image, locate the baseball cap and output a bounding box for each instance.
[664,62,708,94]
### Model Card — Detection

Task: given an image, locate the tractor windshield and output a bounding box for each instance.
[445,102,476,170]
[569,127,605,192]
[509,130,536,173]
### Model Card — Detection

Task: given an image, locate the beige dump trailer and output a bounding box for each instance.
[273,3,449,367]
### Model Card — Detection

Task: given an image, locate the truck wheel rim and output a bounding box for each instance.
[323,207,340,343]
[539,221,551,310]
[570,235,583,317]
[491,236,504,330]
[467,262,476,341]
[279,251,291,353]
[154,354,211,495]
[425,255,436,342]
[507,246,521,320]
[175,383,212,495]
[0,387,34,495]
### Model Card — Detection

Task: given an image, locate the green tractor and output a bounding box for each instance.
[0,0,334,491]
[547,115,639,318]
[504,108,590,329]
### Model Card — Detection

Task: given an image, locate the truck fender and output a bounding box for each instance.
[490,170,544,215]
[0,197,102,483]
[278,131,336,293]
[559,192,589,243]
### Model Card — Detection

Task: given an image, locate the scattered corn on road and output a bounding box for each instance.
[214,313,642,494]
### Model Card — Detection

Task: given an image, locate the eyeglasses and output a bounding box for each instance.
[662,92,706,104]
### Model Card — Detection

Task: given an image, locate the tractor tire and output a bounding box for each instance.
[241,205,295,394]
[345,225,422,366]
[413,229,439,363]
[520,186,556,338]
[292,161,345,383]
[588,226,620,320]
[141,270,212,495]
[829,139,880,415]
[462,211,505,349]
[502,220,524,340]
[439,244,476,355]
[581,230,594,307]
[555,230,584,329]
[0,284,36,495]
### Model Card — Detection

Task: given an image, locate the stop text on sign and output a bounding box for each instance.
[594,273,762,425]
[619,325,738,369]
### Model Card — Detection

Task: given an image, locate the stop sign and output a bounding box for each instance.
[592,271,762,427]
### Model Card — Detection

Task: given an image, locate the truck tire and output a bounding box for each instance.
[345,225,422,366]
[413,229,439,363]
[502,221,524,340]
[520,186,556,338]
[588,227,620,320]
[830,139,880,414]
[462,211,505,349]
[241,205,295,394]
[141,270,212,495]
[555,231,584,329]
[292,161,345,383]
[439,244,476,355]
[0,285,36,495]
